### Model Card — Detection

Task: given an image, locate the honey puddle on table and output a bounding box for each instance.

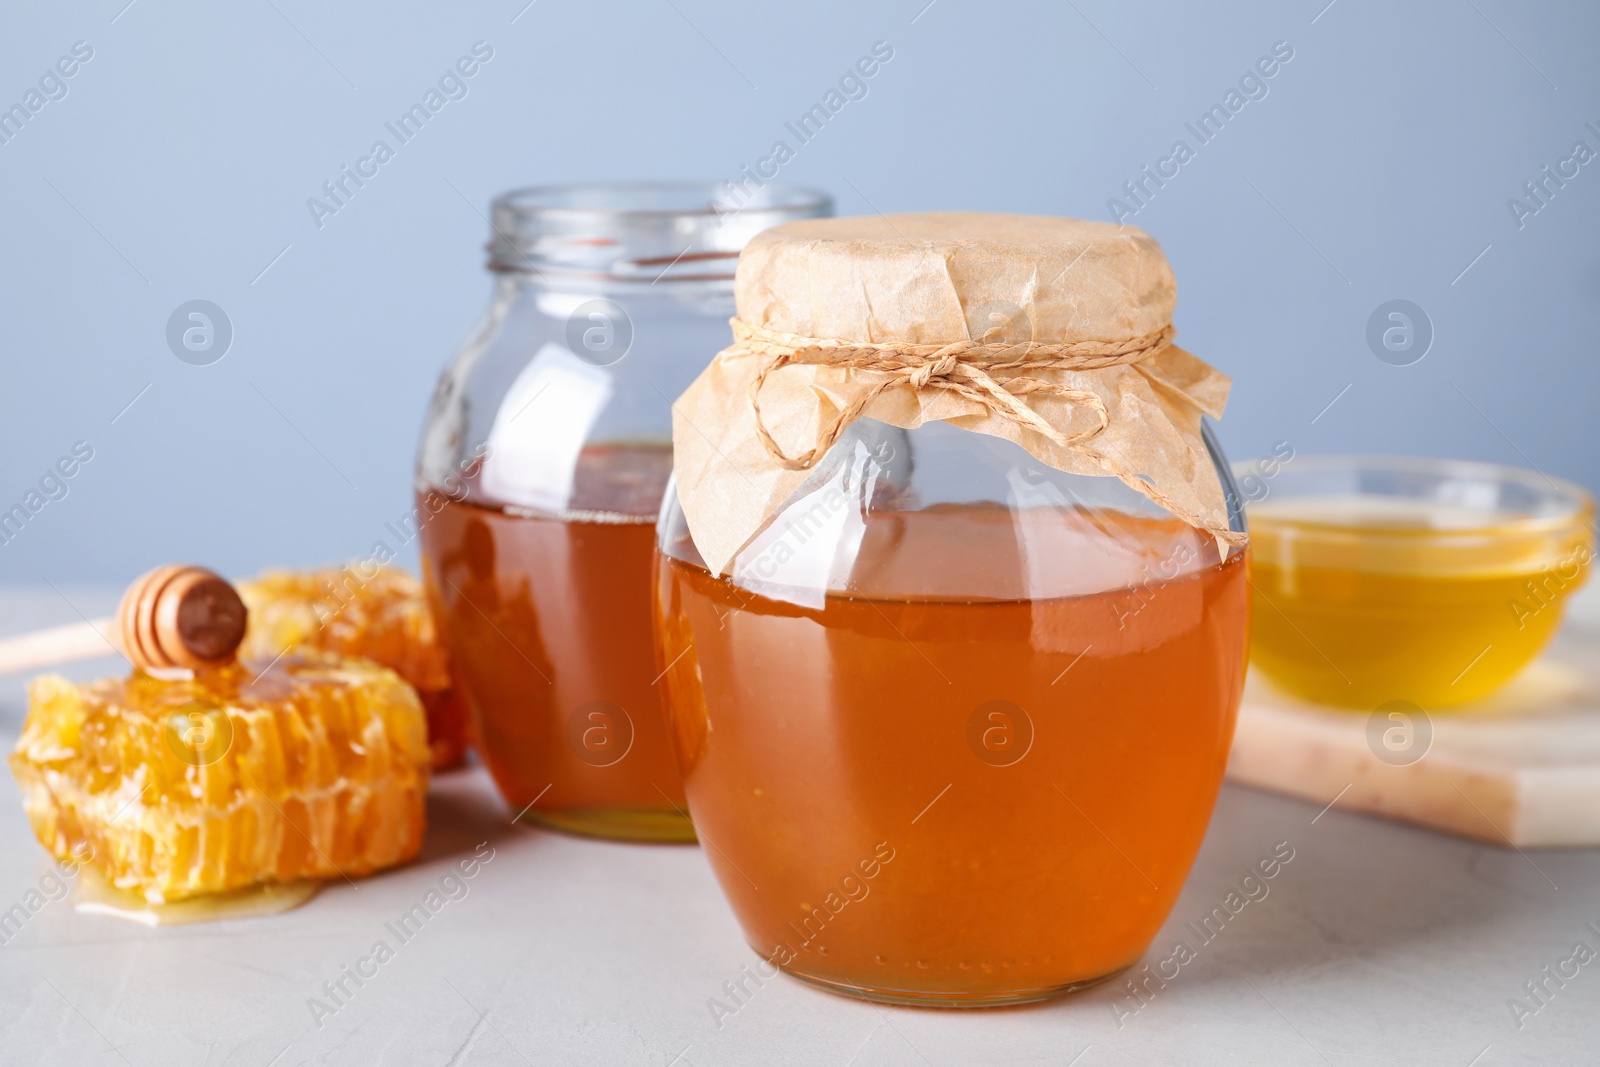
[73,868,320,926]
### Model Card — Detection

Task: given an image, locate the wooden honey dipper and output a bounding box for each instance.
[0,565,248,676]
[118,565,248,670]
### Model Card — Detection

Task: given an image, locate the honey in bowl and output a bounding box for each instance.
[1245,457,1595,709]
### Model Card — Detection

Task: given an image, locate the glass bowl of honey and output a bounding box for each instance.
[1243,455,1594,710]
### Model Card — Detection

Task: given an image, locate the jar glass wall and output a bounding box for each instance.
[654,418,1249,1002]
[416,182,831,842]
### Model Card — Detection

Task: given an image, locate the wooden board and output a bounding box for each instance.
[1227,587,1600,849]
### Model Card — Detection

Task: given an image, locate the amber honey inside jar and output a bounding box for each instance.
[421,444,683,839]
[657,464,1248,1003]
[655,213,1250,1004]
[414,182,830,841]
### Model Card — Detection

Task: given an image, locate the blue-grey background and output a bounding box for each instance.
[1,0,1595,583]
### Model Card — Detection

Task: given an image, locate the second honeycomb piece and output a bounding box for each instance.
[237,565,469,769]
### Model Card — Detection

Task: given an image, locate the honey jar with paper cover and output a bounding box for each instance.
[414,182,831,842]
[653,213,1251,1005]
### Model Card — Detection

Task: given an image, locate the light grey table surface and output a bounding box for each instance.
[1,587,1596,1067]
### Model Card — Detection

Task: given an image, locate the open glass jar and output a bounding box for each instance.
[653,213,1251,1004]
[415,182,831,842]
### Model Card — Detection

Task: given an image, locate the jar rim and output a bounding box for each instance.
[495,180,831,218]
[487,180,833,280]
[1235,452,1595,539]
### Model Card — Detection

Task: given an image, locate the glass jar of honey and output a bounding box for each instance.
[415,182,831,841]
[654,213,1251,1004]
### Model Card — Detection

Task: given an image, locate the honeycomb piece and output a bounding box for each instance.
[10,652,429,903]
[237,566,468,769]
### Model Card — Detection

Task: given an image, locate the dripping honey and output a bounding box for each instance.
[654,505,1249,1004]
[420,444,692,842]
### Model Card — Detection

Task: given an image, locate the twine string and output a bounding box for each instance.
[736,318,1176,472]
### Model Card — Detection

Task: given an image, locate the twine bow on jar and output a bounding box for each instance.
[734,318,1178,472]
